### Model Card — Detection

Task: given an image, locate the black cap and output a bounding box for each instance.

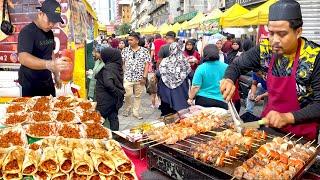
[269,0,302,21]
[166,31,176,39]
[36,0,64,24]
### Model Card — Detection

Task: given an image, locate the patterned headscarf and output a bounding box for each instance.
[159,42,191,89]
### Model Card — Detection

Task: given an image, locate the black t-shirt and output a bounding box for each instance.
[158,44,170,59]
[18,22,55,83]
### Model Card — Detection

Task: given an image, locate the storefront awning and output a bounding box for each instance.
[220,3,249,27]
[140,24,158,35]
[172,22,181,34]
[98,23,107,31]
[82,0,98,20]
[234,0,278,26]
[159,23,172,35]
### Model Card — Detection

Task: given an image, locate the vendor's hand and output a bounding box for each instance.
[220,79,235,101]
[255,95,263,102]
[46,57,70,72]
[264,111,295,128]
[187,99,194,106]
[54,76,62,89]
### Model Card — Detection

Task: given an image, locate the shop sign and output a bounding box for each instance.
[226,0,266,8]
[174,11,197,23]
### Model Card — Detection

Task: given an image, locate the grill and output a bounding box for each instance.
[146,127,320,180]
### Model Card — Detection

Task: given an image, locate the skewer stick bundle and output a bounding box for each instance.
[149,141,166,148]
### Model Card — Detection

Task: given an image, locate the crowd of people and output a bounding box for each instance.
[89,31,268,131]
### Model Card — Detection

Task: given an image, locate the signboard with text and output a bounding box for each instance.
[225,0,266,8]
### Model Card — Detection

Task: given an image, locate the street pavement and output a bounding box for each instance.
[118,90,264,131]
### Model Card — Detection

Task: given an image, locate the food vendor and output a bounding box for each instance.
[220,0,320,140]
[17,0,69,97]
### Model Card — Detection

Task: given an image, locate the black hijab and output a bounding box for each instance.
[202,44,220,63]
[100,47,123,76]
[226,39,242,65]
[185,40,196,56]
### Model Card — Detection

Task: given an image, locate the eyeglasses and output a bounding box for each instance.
[133,52,136,59]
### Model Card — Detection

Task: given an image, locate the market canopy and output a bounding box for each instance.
[82,0,98,20]
[140,24,158,35]
[233,0,278,26]
[203,8,223,23]
[159,23,172,35]
[180,21,189,30]
[98,23,107,31]
[172,22,181,34]
[220,3,249,27]
[186,12,205,29]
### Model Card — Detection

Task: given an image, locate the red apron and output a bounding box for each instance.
[261,40,318,140]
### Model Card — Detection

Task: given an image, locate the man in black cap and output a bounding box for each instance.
[157,31,176,68]
[220,0,320,140]
[18,0,69,97]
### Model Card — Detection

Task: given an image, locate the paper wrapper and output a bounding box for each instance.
[90,149,115,176]
[2,146,25,174]
[1,112,30,127]
[3,172,22,180]
[93,139,107,150]
[57,146,74,174]
[39,147,59,174]
[53,100,78,111]
[22,149,40,175]
[70,170,88,180]
[76,101,97,112]
[11,97,31,104]
[83,139,96,153]
[54,136,68,149]
[51,171,69,180]
[67,138,83,150]
[41,138,56,149]
[105,140,122,152]
[28,96,53,112]
[55,110,80,124]
[82,123,112,139]
[33,170,51,180]
[74,148,94,175]
[0,148,8,178]
[24,123,57,138]
[0,125,28,148]
[121,172,138,180]
[108,150,134,173]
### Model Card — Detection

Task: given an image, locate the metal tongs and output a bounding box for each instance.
[228,101,243,133]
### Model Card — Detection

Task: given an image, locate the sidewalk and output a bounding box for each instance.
[118,91,264,131]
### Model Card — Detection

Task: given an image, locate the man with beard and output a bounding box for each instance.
[220,0,320,140]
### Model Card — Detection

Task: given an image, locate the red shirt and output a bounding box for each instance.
[183,50,201,71]
[154,38,166,62]
[111,39,119,49]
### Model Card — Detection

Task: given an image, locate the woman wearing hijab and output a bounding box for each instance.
[226,39,242,113]
[95,47,125,131]
[157,42,192,116]
[225,39,242,65]
[87,44,105,101]
[183,40,201,71]
[188,44,228,109]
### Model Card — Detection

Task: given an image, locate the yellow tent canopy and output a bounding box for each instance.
[220,3,249,27]
[140,24,158,35]
[186,12,205,29]
[180,21,189,30]
[232,0,278,26]
[203,8,223,23]
[159,23,172,35]
[172,22,181,34]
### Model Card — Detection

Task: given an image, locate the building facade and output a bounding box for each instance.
[88,0,116,25]
[118,0,132,24]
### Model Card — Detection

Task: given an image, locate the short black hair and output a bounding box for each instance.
[166,31,176,39]
[288,18,303,30]
[102,39,108,42]
[112,34,116,38]
[129,32,140,40]
[155,33,162,39]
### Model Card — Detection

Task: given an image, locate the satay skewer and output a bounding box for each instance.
[149,141,166,148]
[290,134,295,139]
[140,139,158,145]
[295,136,303,143]
[199,133,214,138]
[175,142,191,149]
[316,144,320,149]
[182,139,196,145]
[187,139,200,144]
[138,137,150,142]
[224,161,233,165]
[229,155,238,159]
[171,147,186,153]
[191,136,207,141]
[283,132,291,138]
[230,176,236,180]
